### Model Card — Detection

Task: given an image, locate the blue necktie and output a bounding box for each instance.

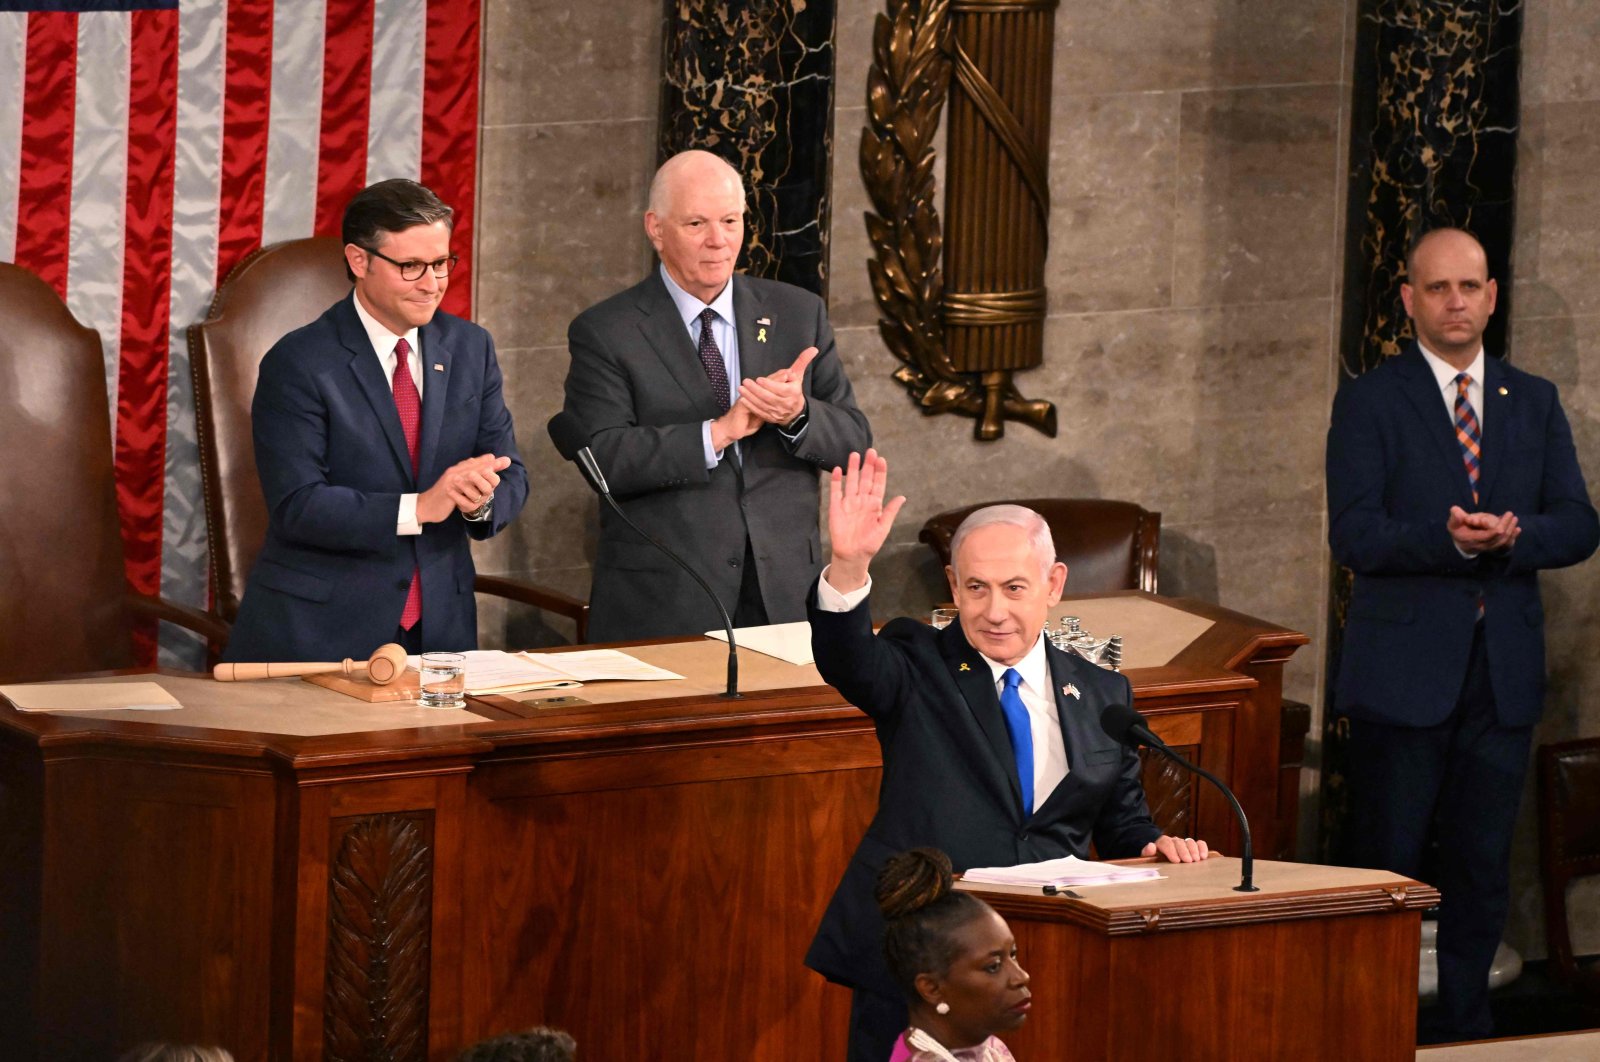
[999,668,1034,815]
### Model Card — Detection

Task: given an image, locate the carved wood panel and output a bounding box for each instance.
[1140,744,1197,839]
[324,811,434,1062]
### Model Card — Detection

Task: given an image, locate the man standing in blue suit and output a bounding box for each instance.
[225,180,527,663]
[1327,227,1597,1042]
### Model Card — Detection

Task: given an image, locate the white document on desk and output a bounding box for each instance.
[0,680,183,713]
[961,855,1162,888]
[521,649,684,682]
[406,651,583,695]
[703,621,814,666]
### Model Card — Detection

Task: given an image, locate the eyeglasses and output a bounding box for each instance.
[362,247,459,281]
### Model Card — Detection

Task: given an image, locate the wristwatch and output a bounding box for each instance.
[464,496,493,521]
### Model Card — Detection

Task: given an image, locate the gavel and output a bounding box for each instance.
[212,643,410,685]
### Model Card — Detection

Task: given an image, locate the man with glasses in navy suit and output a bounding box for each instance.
[225,179,526,663]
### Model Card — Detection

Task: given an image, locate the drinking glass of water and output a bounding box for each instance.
[419,652,466,708]
[930,608,958,630]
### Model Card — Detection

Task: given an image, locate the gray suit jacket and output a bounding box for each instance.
[564,272,871,641]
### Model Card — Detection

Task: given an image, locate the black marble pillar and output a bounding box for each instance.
[658,0,838,298]
[1322,0,1524,861]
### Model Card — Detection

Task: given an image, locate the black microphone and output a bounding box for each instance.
[547,409,610,495]
[545,412,740,699]
[1101,701,1258,892]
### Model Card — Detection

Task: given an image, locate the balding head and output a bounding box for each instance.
[645,150,747,303]
[1400,226,1497,367]
[648,150,744,217]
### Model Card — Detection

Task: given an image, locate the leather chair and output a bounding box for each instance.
[918,498,1160,593]
[1537,736,1600,1003]
[0,264,225,681]
[188,237,589,642]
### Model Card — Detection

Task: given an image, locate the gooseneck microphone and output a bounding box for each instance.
[1100,701,1258,892]
[547,412,740,699]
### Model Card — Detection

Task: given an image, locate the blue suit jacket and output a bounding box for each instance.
[1326,345,1597,727]
[804,592,1160,1000]
[223,295,528,663]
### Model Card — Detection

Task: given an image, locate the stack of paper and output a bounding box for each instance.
[960,855,1162,889]
[0,681,182,713]
[404,649,684,696]
[703,621,814,666]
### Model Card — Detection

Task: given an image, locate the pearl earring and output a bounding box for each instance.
[935,1002,950,1015]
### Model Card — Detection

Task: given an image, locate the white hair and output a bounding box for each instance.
[948,504,1056,580]
[647,150,745,216]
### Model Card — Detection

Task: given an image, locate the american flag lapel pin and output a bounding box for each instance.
[1062,683,1081,700]
[756,316,772,343]
[433,363,444,372]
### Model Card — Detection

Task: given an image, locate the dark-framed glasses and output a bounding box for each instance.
[363,247,459,281]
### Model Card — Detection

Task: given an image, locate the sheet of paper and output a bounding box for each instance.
[961,855,1162,888]
[0,680,183,713]
[702,621,814,666]
[523,649,684,682]
[404,650,581,694]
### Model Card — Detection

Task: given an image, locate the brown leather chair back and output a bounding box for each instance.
[0,264,135,678]
[1537,737,1600,999]
[189,237,351,620]
[919,498,1160,593]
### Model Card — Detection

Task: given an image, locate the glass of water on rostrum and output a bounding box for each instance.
[419,651,466,708]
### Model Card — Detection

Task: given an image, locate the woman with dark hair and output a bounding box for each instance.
[877,848,1031,1061]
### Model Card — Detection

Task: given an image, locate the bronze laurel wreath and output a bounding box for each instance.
[861,0,1058,439]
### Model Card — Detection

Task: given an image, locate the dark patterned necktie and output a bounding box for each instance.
[696,307,731,411]
[393,338,422,630]
[1453,372,1481,505]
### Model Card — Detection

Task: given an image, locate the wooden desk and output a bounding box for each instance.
[0,592,1304,1061]
[962,858,1439,1060]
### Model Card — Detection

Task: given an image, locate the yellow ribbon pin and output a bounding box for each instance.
[959,663,971,672]
[757,327,768,343]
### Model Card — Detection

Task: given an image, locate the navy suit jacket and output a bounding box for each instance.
[223,295,528,663]
[564,273,870,641]
[804,592,1161,1000]
[1327,345,1597,727]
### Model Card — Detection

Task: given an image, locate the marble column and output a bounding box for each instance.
[658,0,838,297]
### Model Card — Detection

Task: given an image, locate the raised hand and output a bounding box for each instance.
[737,345,818,426]
[824,448,905,593]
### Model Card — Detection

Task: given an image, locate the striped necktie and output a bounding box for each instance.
[1453,372,1481,505]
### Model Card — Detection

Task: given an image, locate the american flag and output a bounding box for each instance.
[0,0,481,661]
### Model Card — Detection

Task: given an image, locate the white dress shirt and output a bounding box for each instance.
[815,570,1069,812]
[352,291,424,535]
[658,264,741,469]
[1417,341,1486,435]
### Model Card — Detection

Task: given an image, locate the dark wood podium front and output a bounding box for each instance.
[963,858,1439,1061]
[0,592,1305,1061]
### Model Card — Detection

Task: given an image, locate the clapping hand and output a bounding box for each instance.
[824,449,905,593]
[737,346,817,427]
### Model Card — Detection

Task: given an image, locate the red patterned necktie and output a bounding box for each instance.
[393,337,422,630]
[1453,372,1481,505]
[696,307,731,411]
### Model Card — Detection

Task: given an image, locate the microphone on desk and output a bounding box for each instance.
[1100,701,1258,893]
[546,412,740,699]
